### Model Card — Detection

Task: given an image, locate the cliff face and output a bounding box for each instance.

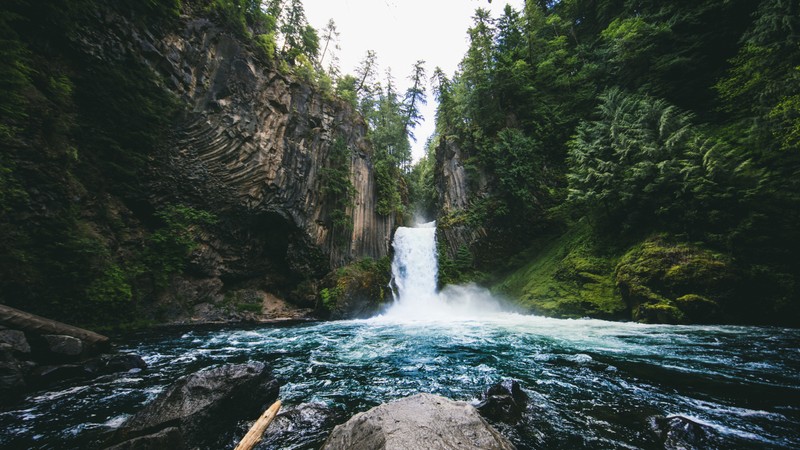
[0,3,394,324]
[92,12,393,264]
[434,137,487,260]
[112,11,394,319]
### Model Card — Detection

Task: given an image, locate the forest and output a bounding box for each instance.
[420,0,800,326]
[0,0,798,329]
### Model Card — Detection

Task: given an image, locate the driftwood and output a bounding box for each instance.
[234,400,282,450]
[0,304,110,350]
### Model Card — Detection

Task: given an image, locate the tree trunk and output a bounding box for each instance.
[0,304,110,351]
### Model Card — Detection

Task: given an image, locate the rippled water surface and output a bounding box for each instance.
[1,315,799,449]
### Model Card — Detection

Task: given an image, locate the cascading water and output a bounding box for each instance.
[389,221,438,306]
[384,221,508,320]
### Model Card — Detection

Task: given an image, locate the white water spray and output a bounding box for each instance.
[383,222,511,321]
[390,221,438,305]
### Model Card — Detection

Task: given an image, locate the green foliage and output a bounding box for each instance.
[319,257,391,317]
[0,8,33,139]
[374,159,404,217]
[482,128,550,215]
[405,137,438,218]
[145,205,217,288]
[255,32,277,61]
[86,264,132,304]
[335,74,359,109]
[319,136,354,240]
[567,88,703,227]
[206,0,274,37]
[493,222,627,319]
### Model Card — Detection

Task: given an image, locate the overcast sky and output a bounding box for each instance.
[303,0,525,161]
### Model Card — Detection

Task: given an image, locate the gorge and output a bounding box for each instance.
[1,221,799,448]
[1,0,800,448]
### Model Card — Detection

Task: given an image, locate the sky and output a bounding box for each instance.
[303,0,526,161]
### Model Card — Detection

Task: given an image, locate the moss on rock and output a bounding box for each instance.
[319,257,392,319]
[615,235,737,324]
[493,223,628,320]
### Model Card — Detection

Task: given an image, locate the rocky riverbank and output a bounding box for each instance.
[0,306,146,404]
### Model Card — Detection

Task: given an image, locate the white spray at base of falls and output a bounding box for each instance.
[382,221,513,321]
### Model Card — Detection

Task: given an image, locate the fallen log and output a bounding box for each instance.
[0,304,110,350]
[234,400,282,450]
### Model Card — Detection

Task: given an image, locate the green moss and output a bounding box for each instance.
[319,257,391,318]
[493,222,627,319]
[236,303,263,313]
[634,302,685,324]
[615,235,736,323]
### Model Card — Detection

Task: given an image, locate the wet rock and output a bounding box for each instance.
[83,353,147,376]
[42,334,84,358]
[321,393,516,450]
[0,329,31,354]
[0,345,27,403]
[648,415,708,450]
[104,427,183,450]
[31,364,89,386]
[476,379,529,424]
[108,362,279,450]
[261,402,342,449]
[25,353,147,390]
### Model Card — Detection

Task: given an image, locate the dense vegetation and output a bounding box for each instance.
[2,0,798,327]
[429,0,800,325]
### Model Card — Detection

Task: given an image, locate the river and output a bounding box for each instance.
[1,224,798,449]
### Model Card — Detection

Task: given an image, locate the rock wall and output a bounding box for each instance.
[70,7,395,320]
[434,137,487,259]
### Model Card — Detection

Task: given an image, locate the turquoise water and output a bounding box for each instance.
[2,315,798,449]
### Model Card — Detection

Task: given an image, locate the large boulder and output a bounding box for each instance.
[108,362,279,449]
[321,393,516,450]
[260,402,343,449]
[476,379,529,424]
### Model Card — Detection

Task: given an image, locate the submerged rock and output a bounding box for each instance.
[476,379,529,424]
[107,362,279,450]
[321,393,516,450]
[648,415,708,450]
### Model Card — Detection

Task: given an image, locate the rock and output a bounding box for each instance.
[108,362,279,449]
[476,379,529,424]
[648,415,708,450]
[30,364,90,386]
[261,402,342,449]
[83,353,147,376]
[0,329,31,354]
[42,334,84,358]
[0,344,27,403]
[321,393,516,450]
[104,427,184,450]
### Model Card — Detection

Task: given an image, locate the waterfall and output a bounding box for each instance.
[390,221,438,306]
[383,221,509,320]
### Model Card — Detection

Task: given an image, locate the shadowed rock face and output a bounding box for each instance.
[321,393,516,450]
[148,21,393,267]
[77,7,396,319]
[434,138,488,260]
[107,363,279,450]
